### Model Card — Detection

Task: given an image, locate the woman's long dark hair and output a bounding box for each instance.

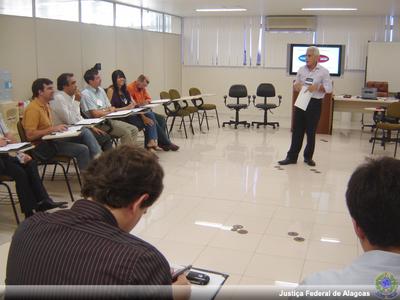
[111,70,130,99]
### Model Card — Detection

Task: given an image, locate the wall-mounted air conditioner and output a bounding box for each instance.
[265,16,317,31]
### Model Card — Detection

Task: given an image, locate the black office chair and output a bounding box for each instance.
[222,84,251,129]
[251,83,282,129]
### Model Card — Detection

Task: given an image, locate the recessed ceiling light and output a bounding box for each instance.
[196,8,247,12]
[302,7,358,11]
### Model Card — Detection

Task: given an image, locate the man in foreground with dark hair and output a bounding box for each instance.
[302,157,400,285]
[6,145,190,299]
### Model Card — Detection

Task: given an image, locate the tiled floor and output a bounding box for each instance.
[0,115,393,286]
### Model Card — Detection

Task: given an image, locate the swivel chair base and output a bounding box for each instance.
[222,120,251,129]
[251,121,279,129]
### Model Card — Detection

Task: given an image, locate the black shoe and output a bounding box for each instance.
[304,159,316,166]
[278,158,297,165]
[159,144,170,151]
[37,199,68,212]
[168,143,179,151]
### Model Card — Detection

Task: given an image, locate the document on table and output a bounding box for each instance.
[294,86,312,111]
[150,99,171,104]
[170,264,228,300]
[75,118,104,125]
[105,110,133,118]
[0,142,32,153]
[143,104,160,108]
[42,126,83,140]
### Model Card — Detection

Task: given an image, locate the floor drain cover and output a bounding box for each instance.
[288,232,299,236]
[294,237,305,242]
[232,225,243,230]
[237,229,248,234]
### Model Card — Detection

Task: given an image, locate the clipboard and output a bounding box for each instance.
[188,268,229,300]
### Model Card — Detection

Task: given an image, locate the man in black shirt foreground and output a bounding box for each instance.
[6,145,190,299]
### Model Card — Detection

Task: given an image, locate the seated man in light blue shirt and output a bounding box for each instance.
[80,68,139,145]
[302,157,400,286]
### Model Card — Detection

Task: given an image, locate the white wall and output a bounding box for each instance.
[0,14,181,102]
[182,66,364,120]
[181,15,389,122]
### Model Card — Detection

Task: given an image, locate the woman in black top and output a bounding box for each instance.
[107,70,161,151]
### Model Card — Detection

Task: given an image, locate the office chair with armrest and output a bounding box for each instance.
[251,83,282,129]
[222,84,251,129]
[366,81,389,97]
[189,87,220,129]
[160,91,192,139]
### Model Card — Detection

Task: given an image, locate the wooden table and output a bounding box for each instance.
[334,96,398,113]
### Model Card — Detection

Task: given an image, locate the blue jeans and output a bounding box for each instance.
[63,127,102,159]
[124,112,158,144]
[53,140,90,170]
[154,113,171,146]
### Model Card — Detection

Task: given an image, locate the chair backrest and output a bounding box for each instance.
[169,89,181,100]
[189,87,201,96]
[229,85,247,98]
[386,102,400,119]
[366,81,389,97]
[257,83,276,98]
[17,121,28,142]
[160,91,170,99]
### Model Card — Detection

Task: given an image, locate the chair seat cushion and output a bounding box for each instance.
[256,103,277,110]
[376,122,400,130]
[0,175,13,182]
[183,107,198,114]
[227,104,248,109]
[175,110,192,117]
[199,104,216,110]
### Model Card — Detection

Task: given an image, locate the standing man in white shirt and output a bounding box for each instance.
[301,157,400,286]
[279,46,332,167]
[51,73,113,151]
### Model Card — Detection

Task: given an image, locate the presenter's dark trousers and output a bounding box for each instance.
[287,98,322,161]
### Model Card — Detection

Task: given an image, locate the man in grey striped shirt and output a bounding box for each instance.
[6,145,190,299]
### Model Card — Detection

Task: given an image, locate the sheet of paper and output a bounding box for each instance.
[143,104,160,108]
[106,110,133,118]
[67,126,83,132]
[294,86,312,111]
[0,142,31,152]
[130,107,146,113]
[150,99,171,104]
[75,118,103,125]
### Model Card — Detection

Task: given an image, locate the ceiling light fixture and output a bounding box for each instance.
[302,8,357,11]
[196,8,247,12]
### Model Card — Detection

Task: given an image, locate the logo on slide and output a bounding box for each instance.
[298,55,329,63]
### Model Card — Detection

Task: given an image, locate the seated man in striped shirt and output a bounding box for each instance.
[6,146,190,300]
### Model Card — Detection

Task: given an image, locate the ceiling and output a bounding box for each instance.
[115,0,400,17]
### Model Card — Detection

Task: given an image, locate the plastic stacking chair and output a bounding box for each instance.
[160,91,192,139]
[371,102,400,157]
[17,121,79,202]
[189,87,220,130]
[0,176,20,224]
